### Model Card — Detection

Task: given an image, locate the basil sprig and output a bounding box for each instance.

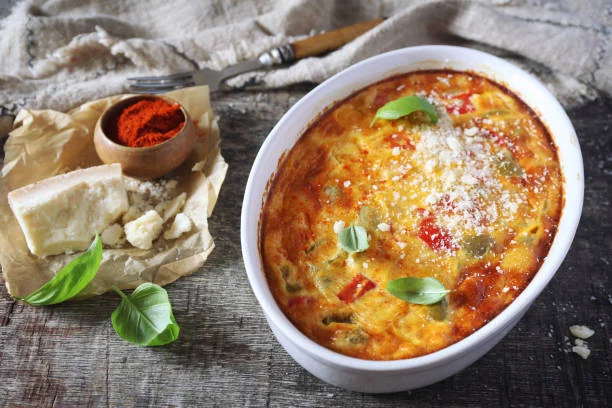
[370,95,438,126]
[111,283,180,346]
[387,277,449,305]
[18,235,102,305]
[338,225,369,253]
[14,235,180,347]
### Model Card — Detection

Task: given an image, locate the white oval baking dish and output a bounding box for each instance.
[241,45,583,393]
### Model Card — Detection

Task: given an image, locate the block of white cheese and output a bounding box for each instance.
[8,164,128,256]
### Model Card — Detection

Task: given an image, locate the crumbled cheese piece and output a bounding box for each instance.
[362,262,369,269]
[424,159,436,173]
[333,220,346,234]
[460,174,478,185]
[464,127,479,136]
[377,223,391,232]
[163,213,192,240]
[343,180,351,188]
[101,223,126,248]
[446,137,461,154]
[124,177,172,202]
[392,147,401,156]
[502,286,510,293]
[124,210,163,250]
[122,177,177,224]
[569,325,595,339]
[572,344,591,360]
[397,242,407,249]
[155,192,187,222]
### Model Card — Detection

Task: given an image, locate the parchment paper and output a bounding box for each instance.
[0,86,228,298]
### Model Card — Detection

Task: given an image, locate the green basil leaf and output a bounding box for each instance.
[338,224,369,253]
[386,277,449,305]
[370,95,438,126]
[18,235,102,305]
[111,283,180,346]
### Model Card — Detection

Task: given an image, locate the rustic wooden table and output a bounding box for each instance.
[0,0,610,405]
[0,85,610,407]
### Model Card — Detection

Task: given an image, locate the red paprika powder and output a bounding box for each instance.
[112,98,185,147]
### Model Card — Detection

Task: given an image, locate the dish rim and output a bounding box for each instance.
[241,45,584,371]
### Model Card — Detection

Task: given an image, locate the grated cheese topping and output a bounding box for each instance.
[410,113,525,238]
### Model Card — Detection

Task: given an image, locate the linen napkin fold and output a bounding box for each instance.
[0,0,610,125]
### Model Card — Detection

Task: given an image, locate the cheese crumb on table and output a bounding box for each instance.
[569,325,595,339]
[568,325,594,360]
[164,213,193,240]
[124,210,164,250]
[572,342,591,360]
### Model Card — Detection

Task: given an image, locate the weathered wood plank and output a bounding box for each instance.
[0,84,610,407]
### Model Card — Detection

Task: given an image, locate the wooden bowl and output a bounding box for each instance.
[94,95,196,179]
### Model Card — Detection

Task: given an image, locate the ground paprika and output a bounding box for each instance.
[112,98,185,147]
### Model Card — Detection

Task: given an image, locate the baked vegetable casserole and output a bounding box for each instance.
[261,70,563,360]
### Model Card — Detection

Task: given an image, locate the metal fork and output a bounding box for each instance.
[128,45,294,93]
[127,18,384,94]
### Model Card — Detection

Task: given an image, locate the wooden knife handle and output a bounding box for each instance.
[291,17,384,60]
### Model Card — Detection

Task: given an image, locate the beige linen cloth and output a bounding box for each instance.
[0,0,610,130]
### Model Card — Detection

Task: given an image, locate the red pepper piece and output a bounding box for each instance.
[418,216,457,252]
[337,274,376,304]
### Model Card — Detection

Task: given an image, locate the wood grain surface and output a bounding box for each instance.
[0,85,610,407]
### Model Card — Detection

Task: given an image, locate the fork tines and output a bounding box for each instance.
[127,72,195,94]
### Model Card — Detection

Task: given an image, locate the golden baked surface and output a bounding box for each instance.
[261,70,563,360]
